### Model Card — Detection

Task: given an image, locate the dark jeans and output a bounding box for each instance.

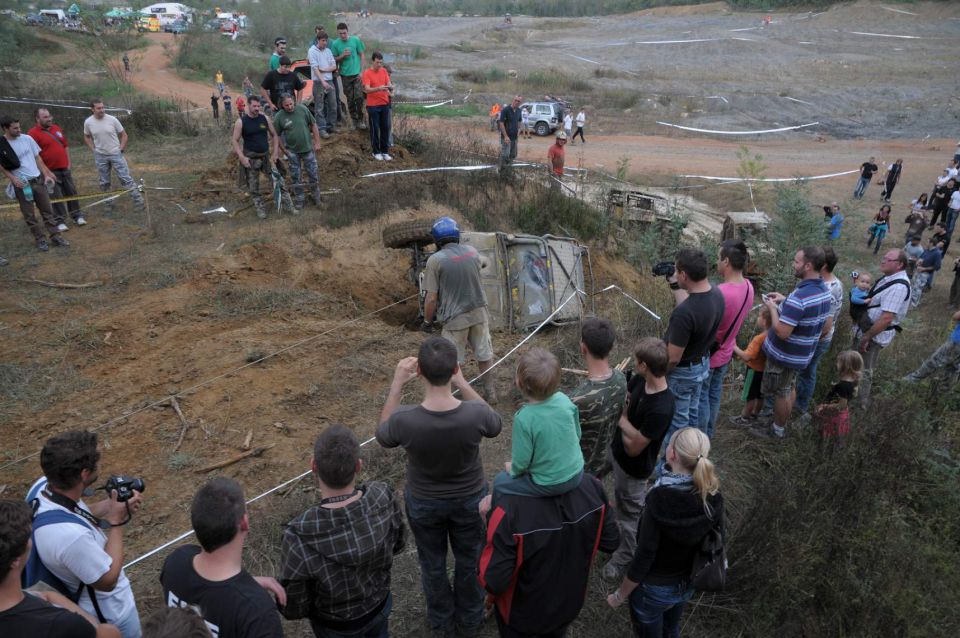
[629,582,693,638]
[15,177,58,240]
[51,168,80,222]
[367,105,391,155]
[404,487,487,635]
[495,610,568,638]
[309,593,392,638]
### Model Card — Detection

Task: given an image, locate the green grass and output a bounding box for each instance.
[393,103,481,118]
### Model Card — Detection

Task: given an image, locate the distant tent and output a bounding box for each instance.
[67,3,80,15]
[104,8,135,18]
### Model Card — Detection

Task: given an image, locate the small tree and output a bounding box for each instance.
[753,182,825,292]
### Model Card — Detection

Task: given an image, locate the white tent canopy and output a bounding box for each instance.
[140,3,195,23]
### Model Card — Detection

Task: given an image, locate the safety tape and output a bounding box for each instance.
[680,169,859,183]
[0,187,134,211]
[657,121,819,135]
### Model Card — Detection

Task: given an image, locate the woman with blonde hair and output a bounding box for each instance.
[606,427,723,637]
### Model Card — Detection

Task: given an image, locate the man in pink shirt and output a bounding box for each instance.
[698,239,753,437]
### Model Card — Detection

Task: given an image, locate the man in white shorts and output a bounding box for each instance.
[422,216,497,401]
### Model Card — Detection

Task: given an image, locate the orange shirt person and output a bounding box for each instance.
[361,51,393,160]
[489,102,502,131]
[547,131,567,177]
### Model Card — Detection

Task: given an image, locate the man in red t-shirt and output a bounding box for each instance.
[547,131,567,179]
[361,51,393,161]
[28,108,84,228]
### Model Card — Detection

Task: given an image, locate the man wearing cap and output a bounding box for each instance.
[260,56,306,116]
[269,37,287,71]
[330,22,366,130]
[547,131,567,182]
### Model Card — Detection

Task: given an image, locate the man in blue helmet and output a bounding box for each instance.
[422,216,498,402]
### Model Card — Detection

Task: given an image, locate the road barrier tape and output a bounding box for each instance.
[635,38,722,44]
[0,187,134,211]
[680,169,859,183]
[562,53,602,65]
[782,96,817,107]
[880,6,918,15]
[847,31,921,39]
[657,121,819,135]
[422,100,454,109]
[361,163,534,179]
[124,290,585,569]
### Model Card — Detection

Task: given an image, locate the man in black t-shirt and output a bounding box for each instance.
[260,56,306,114]
[0,500,119,638]
[661,248,725,454]
[854,155,879,199]
[601,338,675,583]
[498,95,523,168]
[160,478,286,638]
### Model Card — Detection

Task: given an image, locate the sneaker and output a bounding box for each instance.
[256,209,267,219]
[319,130,330,139]
[36,239,49,252]
[56,223,69,232]
[728,415,756,427]
[602,561,624,583]
[50,234,69,247]
[382,153,393,161]
[482,383,499,404]
[75,216,87,226]
[358,122,368,130]
[0,256,8,266]
[373,153,384,161]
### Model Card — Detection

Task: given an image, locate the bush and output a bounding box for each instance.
[453,68,508,84]
[173,32,262,89]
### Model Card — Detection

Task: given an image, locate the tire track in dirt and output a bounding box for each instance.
[128,33,215,107]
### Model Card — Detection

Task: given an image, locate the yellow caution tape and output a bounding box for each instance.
[0,188,133,211]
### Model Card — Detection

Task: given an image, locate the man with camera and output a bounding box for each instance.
[26,431,144,637]
[658,249,725,452]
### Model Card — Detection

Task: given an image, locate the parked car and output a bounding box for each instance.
[202,18,221,31]
[520,101,565,136]
[164,20,187,33]
[290,59,314,105]
[24,13,45,26]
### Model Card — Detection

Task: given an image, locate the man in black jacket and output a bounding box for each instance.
[479,474,619,637]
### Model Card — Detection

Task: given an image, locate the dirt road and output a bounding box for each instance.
[128,33,216,107]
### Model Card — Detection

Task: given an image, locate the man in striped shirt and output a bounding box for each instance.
[759,246,834,438]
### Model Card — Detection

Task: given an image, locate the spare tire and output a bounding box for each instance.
[382,219,435,249]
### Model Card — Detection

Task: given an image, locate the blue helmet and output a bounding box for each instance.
[431,216,460,244]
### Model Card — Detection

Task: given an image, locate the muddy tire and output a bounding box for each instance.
[382,219,435,249]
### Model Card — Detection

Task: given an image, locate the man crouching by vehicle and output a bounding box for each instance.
[25,431,144,637]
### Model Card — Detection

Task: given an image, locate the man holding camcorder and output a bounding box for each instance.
[25,431,145,637]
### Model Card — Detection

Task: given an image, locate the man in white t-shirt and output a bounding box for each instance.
[82,99,144,211]
[947,189,960,236]
[308,29,337,137]
[27,431,144,637]
[572,109,586,144]
[0,115,67,252]
[853,249,911,408]
[562,112,573,139]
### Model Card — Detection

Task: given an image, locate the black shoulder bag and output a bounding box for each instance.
[0,136,20,171]
[710,287,751,356]
[690,515,727,592]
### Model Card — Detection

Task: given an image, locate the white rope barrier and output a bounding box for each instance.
[361,164,534,179]
[656,121,819,135]
[846,31,921,39]
[124,291,584,569]
[679,169,859,183]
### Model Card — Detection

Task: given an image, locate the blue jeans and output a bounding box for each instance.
[854,176,870,199]
[629,582,693,638]
[697,362,728,438]
[404,487,487,635]
[287,150,321,206]
[659,358,708,474]
[310,593,392,638]
[947,208,959,235]
[367,105,391,155]
[794,337,832,413]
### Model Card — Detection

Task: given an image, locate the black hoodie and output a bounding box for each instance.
[627,484,724,585]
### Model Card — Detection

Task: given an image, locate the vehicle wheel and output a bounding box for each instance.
[535,122,550,136]
[382,219,435,249]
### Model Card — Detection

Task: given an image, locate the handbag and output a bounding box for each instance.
[0,136,20,171]
[709,286,751,356]
[689,521,727,591]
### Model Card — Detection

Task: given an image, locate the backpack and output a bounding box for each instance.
[22,503,108,622]
[689,522,727,592]
[0,136,20,171]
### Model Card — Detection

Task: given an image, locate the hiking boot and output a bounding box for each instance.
[482,382,499,404]
[57,223,69,232]
[728,415,756,427]
[748,423,785,439]
[256,208,267,219]
[36,238,50,252]
[319,130,330,139]
[50,234,69,247]
[0,256,8,266]
[602,561,624,584]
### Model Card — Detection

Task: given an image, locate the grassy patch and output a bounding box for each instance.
[393,103,480,118]
[453,68,508,84]
[204,287,329,318]
[0,361,89,423]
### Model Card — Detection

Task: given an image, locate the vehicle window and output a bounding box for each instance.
[536,105,550,115]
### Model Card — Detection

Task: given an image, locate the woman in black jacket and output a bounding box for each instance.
[606,427,723,638]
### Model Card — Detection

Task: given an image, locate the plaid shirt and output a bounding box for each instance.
[279,482,405,624]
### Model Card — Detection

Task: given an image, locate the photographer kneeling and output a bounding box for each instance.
[26,431,144,637]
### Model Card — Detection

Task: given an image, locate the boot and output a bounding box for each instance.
[482,380,499,404]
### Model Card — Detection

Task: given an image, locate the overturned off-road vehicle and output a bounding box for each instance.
[382,219,592,332]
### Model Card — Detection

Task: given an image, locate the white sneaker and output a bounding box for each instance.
[75,216,86,226]
[382,153,393,161]
[373,153,384,161]
[57,223,69,232]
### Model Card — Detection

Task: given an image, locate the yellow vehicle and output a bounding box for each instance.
[137,16,161,32]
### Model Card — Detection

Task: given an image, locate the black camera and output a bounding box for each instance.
[104,475,145,502]
[652,261,676,278]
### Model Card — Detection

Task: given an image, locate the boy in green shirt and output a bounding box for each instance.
[329,22,366,129]
[494,348,584,497]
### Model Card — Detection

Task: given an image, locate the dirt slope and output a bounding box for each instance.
[128,33,216,107]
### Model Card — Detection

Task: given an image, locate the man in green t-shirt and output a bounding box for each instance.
[329,22,366,129]
[273,95,322,208]
[269,37,287,71]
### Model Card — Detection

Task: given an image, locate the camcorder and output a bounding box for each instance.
[104,475,145,503]
[652,261,676,278]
